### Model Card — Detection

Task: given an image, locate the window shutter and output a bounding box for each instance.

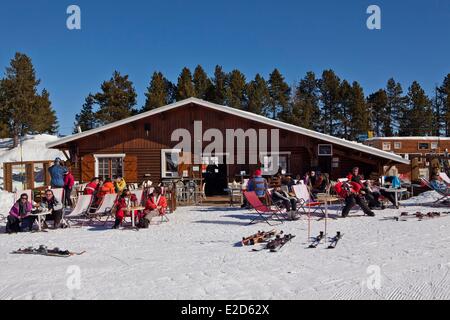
[124,155,138,183]
[81,154,95,183]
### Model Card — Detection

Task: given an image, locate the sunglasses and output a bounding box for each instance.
[21,197,28,200]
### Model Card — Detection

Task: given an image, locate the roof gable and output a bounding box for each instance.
[47,97,409,164]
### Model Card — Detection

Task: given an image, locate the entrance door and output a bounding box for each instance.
[201,155,228,196]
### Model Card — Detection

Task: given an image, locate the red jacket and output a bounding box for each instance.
[145,195,168,215]
[64,172,75,189]
[335,181,362,198]
[115,194,138,210]
[84,182,98,195]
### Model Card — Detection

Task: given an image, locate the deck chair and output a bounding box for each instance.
[63,194,93,227]
[421,178,450,204]
[439,172,450,185]
[14,189,33,203]
[88,193,117,224]
[292,184,325,215]
[243,191,284,226]
[131,189,144,205]
[51,188,64,204]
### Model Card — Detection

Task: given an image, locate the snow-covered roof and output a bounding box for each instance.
[366,136,450,141]
[47,98,410,164]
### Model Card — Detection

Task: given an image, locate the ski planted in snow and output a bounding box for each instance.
[308,231,325,249]
[11,245,85,258]
[327,232,343,249]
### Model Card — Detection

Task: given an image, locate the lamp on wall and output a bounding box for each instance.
[144,123,151,137]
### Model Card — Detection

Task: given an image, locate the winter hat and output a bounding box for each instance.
[254,169,262,177]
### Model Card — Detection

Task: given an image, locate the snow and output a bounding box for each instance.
[1,190,450,300]
[0,134,67,190]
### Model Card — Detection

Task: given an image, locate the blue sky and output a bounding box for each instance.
[0,0,449,135]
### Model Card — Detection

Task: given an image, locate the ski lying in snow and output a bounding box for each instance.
[308,231,324,249]
[268,234,296,252]
[327,232,343,249]
[11,245,85,258]
[384,211,450,221]
[242,229,278,246]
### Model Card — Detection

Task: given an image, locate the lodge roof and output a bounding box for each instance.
[47,97,410,165]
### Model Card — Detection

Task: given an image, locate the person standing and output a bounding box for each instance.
[48,158,67,188]
[63,170,75,208]
[335,181,375,218]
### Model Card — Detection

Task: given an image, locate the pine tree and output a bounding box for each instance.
[0,52,58,146]
[94,71,137,125]
[176,67,196,101]
[339,80,353,139]
[386,78,406,135]
[32,89,58,134]
[211,65,227,105]
[142,71,174,111]
[400,81,433,136]
[246,74,269,115]
[367,89,388,137]
[267,69,291,120]
[193,65,212,100]
[290,72,321,130]
[225,70,247,109]
[348,81,370,140]
[74,94,97,133]
[438,74,450,136]
[319,70,341,135]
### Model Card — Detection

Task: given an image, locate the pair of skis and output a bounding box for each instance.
[308,231,343,249]
[11,245,85,258]
[251,233,296,252]
[241,229,278,246]
[385,211,450,222]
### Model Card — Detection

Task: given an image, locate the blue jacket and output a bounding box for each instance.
[247,176,268,198]
[48,164,67,187]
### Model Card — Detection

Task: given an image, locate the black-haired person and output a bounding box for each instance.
[41,189,64,229]
[6,193,36,233]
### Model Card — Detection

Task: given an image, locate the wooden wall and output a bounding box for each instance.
[62,103,392,183]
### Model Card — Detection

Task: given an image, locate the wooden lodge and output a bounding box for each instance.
[47,98,409,195]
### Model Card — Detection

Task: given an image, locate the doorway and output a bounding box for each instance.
[201,155,228,196]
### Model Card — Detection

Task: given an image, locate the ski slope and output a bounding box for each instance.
[0,191,449,300]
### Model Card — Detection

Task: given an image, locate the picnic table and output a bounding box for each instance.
[30,209,52,232]
[380,187,407,209]
[122,206,146,228]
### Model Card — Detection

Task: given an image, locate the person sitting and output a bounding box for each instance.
[430,174,449,193]
[271,185,298,220]
[40,189,64,229]
[114,176,127,193]
[281,176,296,192]
[335,181,375,218]
[310,172,328,197]
[112,189,138,229]
[96,178,116,205]
[306,171,317,188]
[140,187,168,227]
[6,193,37,233]
[247,169,268,202]
[48,157,67,188]
[84,177,100,195]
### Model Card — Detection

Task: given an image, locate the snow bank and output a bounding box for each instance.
[0,135,66,189]
[0,190,14,217]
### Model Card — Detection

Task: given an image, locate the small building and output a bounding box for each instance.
[47,98,408,195]
[364,136,450,180]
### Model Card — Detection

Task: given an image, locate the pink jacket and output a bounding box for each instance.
[9,201,33,219]
[64,172,75,189]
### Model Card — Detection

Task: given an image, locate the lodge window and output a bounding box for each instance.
[161,149,181,178]
[260,152,290,175]
[418,143,429,150]
[394,142,402,150]
[318,144,333,156]
[382,142,391,151]
[431,142,439,150]
[94,154,125,180]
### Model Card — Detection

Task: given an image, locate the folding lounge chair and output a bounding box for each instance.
[51,188,65,204]
[88,193,118,224]
[243,191,284,226]
[293,184,325,215]
[131,189,144,205]
[63,194,93,227]
[421,178,450,204]
[439,172,450,185]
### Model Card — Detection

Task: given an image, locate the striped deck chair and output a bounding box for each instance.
[243,191,284,226]
[88,193,118,224]
[293,184,325,215]
[51,188,64,204]
[421,177,450,204]
[63,194,93,227]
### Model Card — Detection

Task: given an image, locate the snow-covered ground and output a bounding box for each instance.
[0,191,449,300]
[0,134,66,190]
